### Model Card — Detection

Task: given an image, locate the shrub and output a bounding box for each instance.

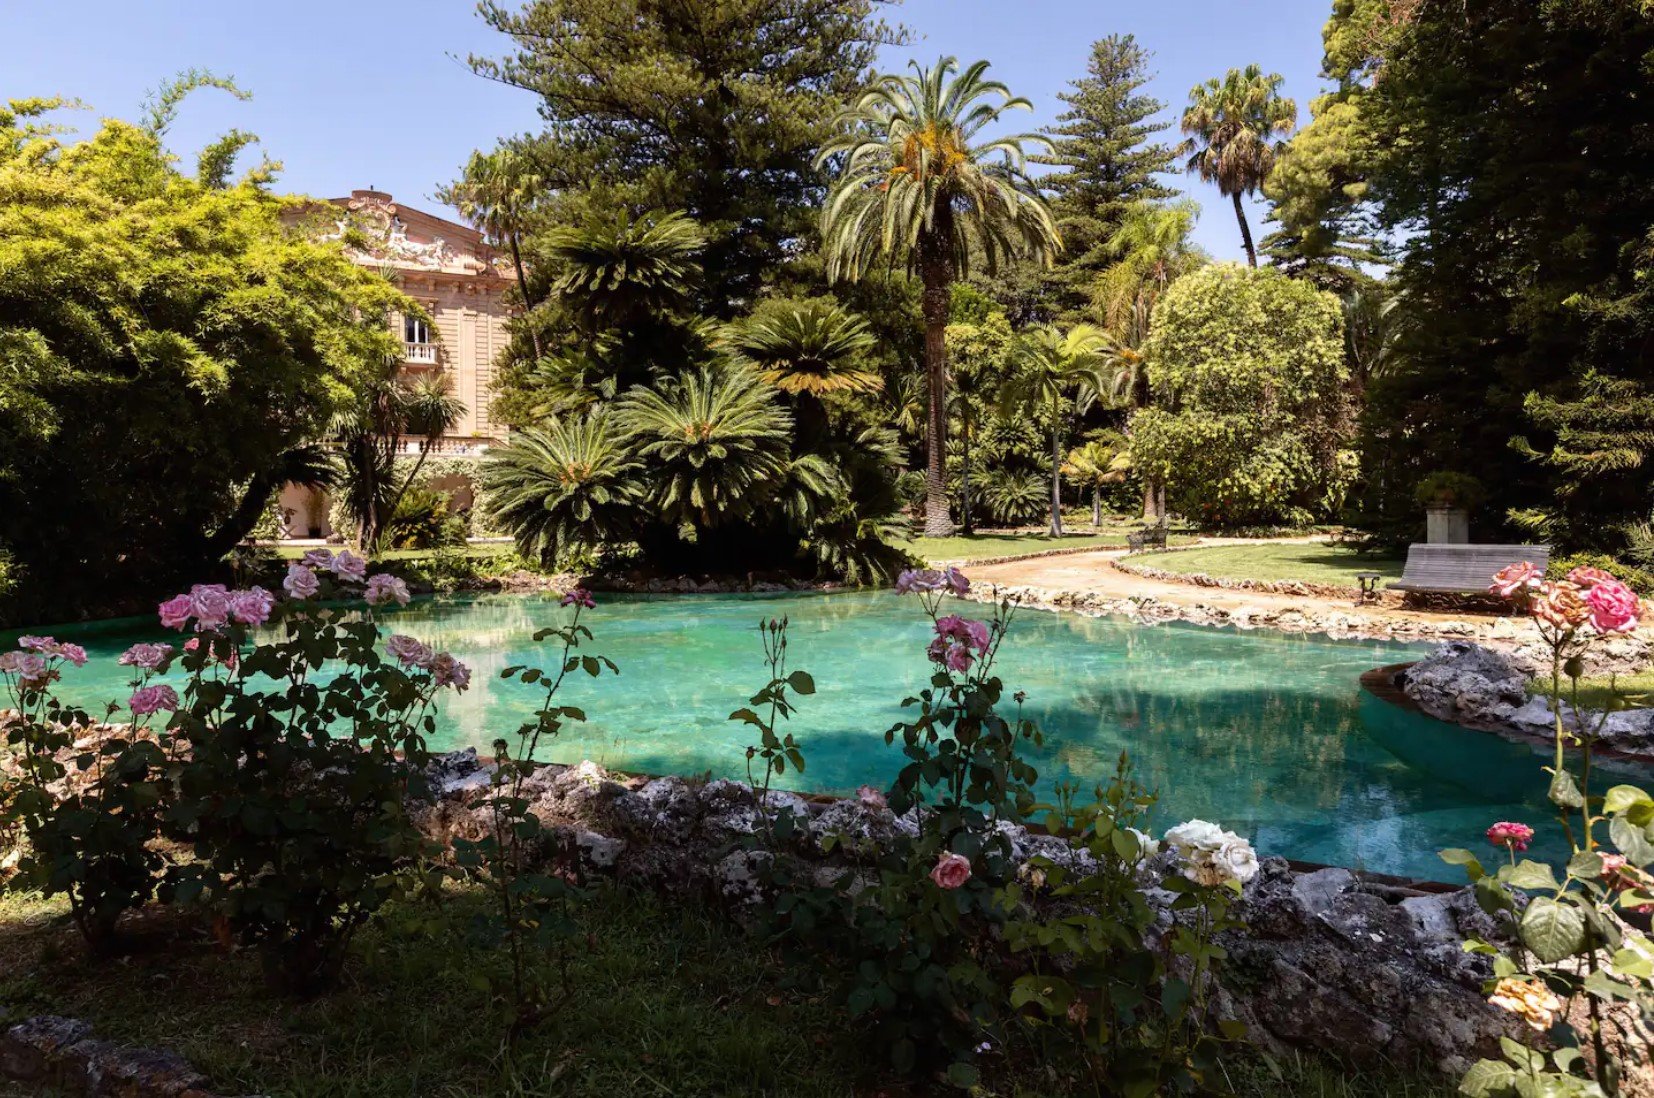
[1548,552,1654,597]
[386,484,467,550]
[1414,470,1487,512]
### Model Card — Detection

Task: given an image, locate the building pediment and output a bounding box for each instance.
[321,190,514,280]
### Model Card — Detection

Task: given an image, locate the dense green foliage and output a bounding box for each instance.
[1132,265,1349,527]
[0,88,406,623]
[1034,35,1177,320]
[1294,0,1654,553]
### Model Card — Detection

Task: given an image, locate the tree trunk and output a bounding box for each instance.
[508,229,543,361]
[1143,480,1161,522]
[1092,488,1102,528]
[960,410,974,536]
[1049,393,1063,538]
[918,233,955,538]
[201,469,282,562]
[1232,191,1257,268]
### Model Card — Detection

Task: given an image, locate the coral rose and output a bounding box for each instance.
[930,851,972,890]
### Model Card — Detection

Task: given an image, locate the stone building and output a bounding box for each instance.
[277,190,517,538]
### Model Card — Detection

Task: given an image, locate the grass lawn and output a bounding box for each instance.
[0,885,1453,1097]
[1132,543,1405,587]
[1527,667,1654,712]
[907,529,1196,563]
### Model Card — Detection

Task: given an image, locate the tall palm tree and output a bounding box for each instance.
[1062,432,1131,528]
[445,147,545,356]
[999,325,1113,536]
[1179,65,1296,268]
[816,56,1062,537]
[334,373,467,554]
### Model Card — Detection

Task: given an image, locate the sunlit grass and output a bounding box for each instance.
[1132,544,1404,586]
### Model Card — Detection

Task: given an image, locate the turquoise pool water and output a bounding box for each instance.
[9,591,1571,881]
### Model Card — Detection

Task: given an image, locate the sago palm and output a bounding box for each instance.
[1179,65,1295,267]
[479,413,643,565]
[541,210,706,329]
[726,300,882,397]
[816,56,1061,537]
[1000,324,1115,536]
[615,366,793,533]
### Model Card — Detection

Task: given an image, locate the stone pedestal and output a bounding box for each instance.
[1426,505,1469,544]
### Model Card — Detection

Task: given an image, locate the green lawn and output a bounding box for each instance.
[1131,543,1404,587]
[1528,668,1654,712]
[907,529,1196,563]
[0,885,1453,1097]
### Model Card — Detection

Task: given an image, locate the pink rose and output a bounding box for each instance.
[301,549,335,569]
[283,563,321,600]
[1585,578,1639,634]
[1532,581,1590,629]
[428,652,471,691]
[15,635,50,651]
[118,642,174,671]
[930,851,972,890]
[329,550,368,583]
[943,644,974,673]
[385,634,434,668]
[560,587,596,609]
[856,785,888,812]
[184,636,238,671]
[943,567,970,596]
[1486,821,1535,852]
[1490,562,1541,598]
[365,573,411,607]
[129,683,179,717]
[188,584,231,631]
[158,594,194,630]
[228,587,275,626]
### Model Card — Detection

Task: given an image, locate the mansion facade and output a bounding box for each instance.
[278,190,517,538]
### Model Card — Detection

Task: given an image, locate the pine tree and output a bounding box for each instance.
[1037,35,1177,317]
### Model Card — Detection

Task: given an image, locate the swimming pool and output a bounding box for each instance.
[9,590,1566,880]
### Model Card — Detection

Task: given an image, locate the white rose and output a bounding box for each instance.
[1126,827,1160,859]
[1163,819,1225,853]
[1212,837,1259,884]
[1181,850,1227,887]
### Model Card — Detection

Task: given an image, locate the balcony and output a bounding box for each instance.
[395,436,493,457]
[403,342,438,365]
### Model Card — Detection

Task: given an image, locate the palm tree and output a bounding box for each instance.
[615,366,793,531]
[726,300,882,397]
[816,56,1061,537]
[999,325,1114,536]
[444,147,545,357]
[480,413,643,565]
[542,210,706,330]
[1179,66,1296,268]
[1062,432,1131,527]
[334,373,467,554]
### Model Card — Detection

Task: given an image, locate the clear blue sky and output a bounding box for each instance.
[2,0,1332,262]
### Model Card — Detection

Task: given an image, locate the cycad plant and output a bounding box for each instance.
[817,56,1061,537]
[541,210,706,330]
[479,413,643,565]
[1179,66,1296,267]
[1000,325,1116,536]
[727,299,881,398]
[615,366,793,533]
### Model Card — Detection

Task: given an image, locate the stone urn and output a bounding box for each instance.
[1426,504,1469,544]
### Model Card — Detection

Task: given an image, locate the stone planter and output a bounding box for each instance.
[1426,504,1470,545]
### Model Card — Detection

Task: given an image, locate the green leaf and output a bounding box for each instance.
[1602,784,1653,815]
[1441,847,1486,881]
[1504,860,1560,891]
[945,1061,979,1089]
[1548,768,1585,809]
[1457,1058,1516,1096]
[786,669,815,696]
[1610,817,1654,866]
[1520,897,1587,963]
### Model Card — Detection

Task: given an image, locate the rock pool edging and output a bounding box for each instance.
[1396,642,1654,762]
[414,751,1537,1077]
[0,1015,221,1097]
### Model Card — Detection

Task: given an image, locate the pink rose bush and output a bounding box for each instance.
[1490,561,1642,642]
[364,573,411,607]
[118,642,174,672]
[128,684,178,717]
[927,614,993,673]
[560,587,597,609]
[894,566,970,597]
[856,784,888,813]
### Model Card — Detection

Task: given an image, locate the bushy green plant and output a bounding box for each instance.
[980,468,1049,526]
[1414,470,1487,512]
[452,587,614,1031]
[1443,563,1654,1096]
[1007,759,1249,1094]
[1548,553,1654,598]
[386,484,467,550]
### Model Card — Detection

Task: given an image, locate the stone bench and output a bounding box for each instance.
[1388,544,1551,594]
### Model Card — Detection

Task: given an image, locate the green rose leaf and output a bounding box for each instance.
[1520,897,1588,963]
[1504,860,1560,891]
[1548,768,1585,809]
[1602,784,1653,816]
[1458,1057,1517,1097]
[1440,847,1485,881]
[1609,817,1654,867]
